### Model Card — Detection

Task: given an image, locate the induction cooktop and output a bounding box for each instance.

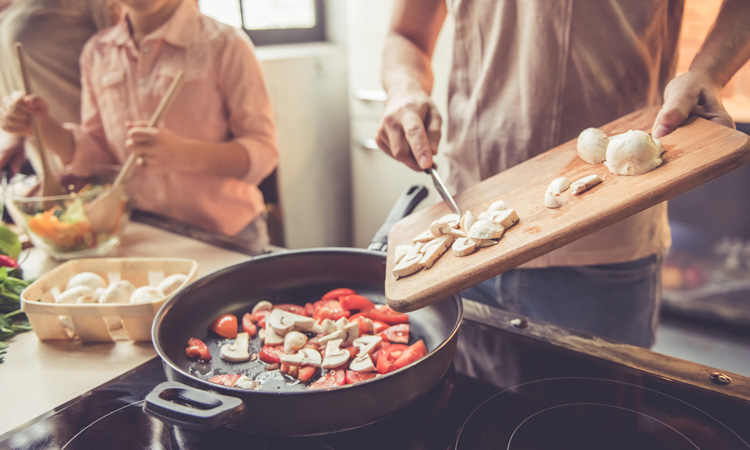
[2,301,749,450]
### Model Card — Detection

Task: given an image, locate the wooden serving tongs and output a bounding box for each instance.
[83,70,185,233]
[15,43,66,199]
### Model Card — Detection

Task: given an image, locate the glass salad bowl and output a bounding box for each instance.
[4,165,132,260]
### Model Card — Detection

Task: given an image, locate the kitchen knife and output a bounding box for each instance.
[425,167,460,216]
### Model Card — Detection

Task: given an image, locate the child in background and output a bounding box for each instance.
[0,0,278,254]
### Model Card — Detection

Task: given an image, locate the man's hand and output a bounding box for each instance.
[652,70,735,139]
[126,122,189,173]
[376,88,442,171]
[0,92,49,137]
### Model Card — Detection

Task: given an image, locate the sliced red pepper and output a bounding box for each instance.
[321,288,357,300]
[390,340,427,372]
[311,299,350,322]
[380,323,410,344]
[259,344,285,364]
[367,305,409,325]
[298,366,317,383]
[241,313,257,337]
[185,338,211,361]
[345,370,377,384]
[308,369,346,390]
[274,303,308,316]
[376,343,408,374]
[208,374,241,387]
[209,314,238,339]
[339,294,375,311]
[371,320,390,334]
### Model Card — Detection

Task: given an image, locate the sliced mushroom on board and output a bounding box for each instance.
[571,174,604,194]
[393,199,521,278]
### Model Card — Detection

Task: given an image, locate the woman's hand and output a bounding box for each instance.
[376,88,442,171]
[652,70,735,139]
[0,92,49,136]
[125,122,190,173]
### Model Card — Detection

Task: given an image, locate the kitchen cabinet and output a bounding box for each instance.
[346,0,455,247]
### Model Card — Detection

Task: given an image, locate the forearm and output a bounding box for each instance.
[690,0,750,88]
[36,113,75,163]
[382,33,435,97]
[382,0,447,97]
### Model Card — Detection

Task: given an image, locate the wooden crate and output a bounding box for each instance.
[21,258,198,342]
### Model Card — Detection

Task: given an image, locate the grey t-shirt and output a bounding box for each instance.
[444,0,681,267]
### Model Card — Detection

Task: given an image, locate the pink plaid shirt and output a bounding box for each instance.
[69,0,278,236]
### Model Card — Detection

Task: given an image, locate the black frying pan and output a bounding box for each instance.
[143,186,463,436]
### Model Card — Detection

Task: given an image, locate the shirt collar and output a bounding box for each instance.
[99,0,203,49]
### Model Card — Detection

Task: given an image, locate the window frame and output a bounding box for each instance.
[240,0,326,46]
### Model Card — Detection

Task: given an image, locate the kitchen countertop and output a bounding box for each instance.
[0,221,254,435]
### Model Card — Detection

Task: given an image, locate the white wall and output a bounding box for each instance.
[257,43,351,249]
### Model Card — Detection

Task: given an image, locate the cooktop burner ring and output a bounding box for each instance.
[455,376,750,450]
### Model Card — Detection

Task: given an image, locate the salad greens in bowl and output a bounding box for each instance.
[3,165,132,260]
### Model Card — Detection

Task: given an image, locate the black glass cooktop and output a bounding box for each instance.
[2,302,749,450]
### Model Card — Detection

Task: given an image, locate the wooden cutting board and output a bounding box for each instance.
[385,106,750,312]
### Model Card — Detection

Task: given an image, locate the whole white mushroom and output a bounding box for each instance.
[577,127,609,164]
[66,272,107,292]
[605,130,664,176]
[157,273,189,297]
[56,285,97,304]
[130,286,164,304]
[99,280,136,304]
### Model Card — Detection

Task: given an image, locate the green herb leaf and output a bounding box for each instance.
[0,225,21,260]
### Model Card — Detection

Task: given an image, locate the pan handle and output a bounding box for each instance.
[142,381,247,431]
[368,185,429,252]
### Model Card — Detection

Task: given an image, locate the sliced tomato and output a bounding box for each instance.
[274,303,308,316]
[371,341,391,363]
[339,294,375,311]
[371,320,390,334]
[304,302,315,316]
[209,314,238,339]
[241,313,257,337]
[185,338,211,361]
[345,370,377,384]
[259,344,285,364]
[208,374,241,387]
[312,299,350,322]
[376,343,409,374]
[298,366,318,383]
[321,288,357,300]
[367,305,409,325]
[390,340,428,372]
[308,369,346,390]
[380,323,410,344]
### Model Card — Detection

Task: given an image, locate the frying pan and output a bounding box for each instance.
[143,186,463,436]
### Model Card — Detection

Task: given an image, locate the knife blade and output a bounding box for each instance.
[425,167,461,216]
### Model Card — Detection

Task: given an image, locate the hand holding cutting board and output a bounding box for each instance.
[385,106,750,313]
